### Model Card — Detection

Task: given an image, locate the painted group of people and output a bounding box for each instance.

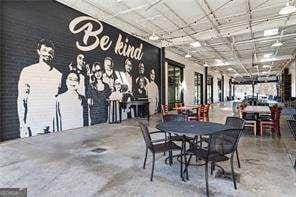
[17,39,159,138]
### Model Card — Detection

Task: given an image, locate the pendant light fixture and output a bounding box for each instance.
[279,2,296,15]
[272,40,283,47]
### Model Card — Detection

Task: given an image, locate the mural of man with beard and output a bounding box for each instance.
[147,69,159,115]
[68,54,91,96]
[102,57,116,92]
[17,39,62,137]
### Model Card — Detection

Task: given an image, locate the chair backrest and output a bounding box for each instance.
[163,114,187,122]
[139,122,154,151]
[161,104,168,116]
[175,102,183,114]
[198,105,205,115]
[271,106,282,121]
[287,120,296,140]
[225,117,246,129]
[207,129,243,157]
[242,112,257,120]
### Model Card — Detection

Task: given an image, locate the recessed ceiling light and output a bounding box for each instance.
[227,68,234,71]
[185,53,191,58]
[272,40,283,47]
[215,59,224,65]
[190,41,201,47]
[116,0,123,2]
[264,53,272,58]
[149,32,159,41]
[264,28,278,36]
[279,2,296,15]
[185,50,191,58]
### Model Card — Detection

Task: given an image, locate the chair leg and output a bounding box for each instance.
[230,156,237,189]
[254,123,257,136]
[150,153,155,181]
[236,149,241,168]
[184,154,192,180]
[143,147,148,169]
[294,159,296,169]
[205,162,209,197]
[210,162,214,175]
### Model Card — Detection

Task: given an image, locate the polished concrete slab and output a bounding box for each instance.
[0,102,295,197]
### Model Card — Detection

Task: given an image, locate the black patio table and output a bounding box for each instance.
[155,120,231,181]
[155,120,230,136]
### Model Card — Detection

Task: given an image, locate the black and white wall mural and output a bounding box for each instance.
[1,1,161,140]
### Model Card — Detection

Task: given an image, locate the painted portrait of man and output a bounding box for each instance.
[17,39,62,137]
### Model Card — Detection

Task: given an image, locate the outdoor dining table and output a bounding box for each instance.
[242,106,270,114]
[173,106,198,111]
[173,105,199,116]
[155,121,231,180]
[156,121,230,136]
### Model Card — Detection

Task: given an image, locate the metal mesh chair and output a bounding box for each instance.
[287,120,296,140]
[185,129,244,196]
[162,114,188,141]
[287,120,296,169]
[225,117,246,168]
[161,114,190,166]
[225,117,246,129]
[139,122,181,181]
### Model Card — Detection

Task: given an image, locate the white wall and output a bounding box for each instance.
[206,70,231,103]
[165,50,232,105]
[224,75,230,100]
[289,60,296,97]
[165,50,205,106]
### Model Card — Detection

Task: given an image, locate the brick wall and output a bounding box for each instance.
[1,0,161,141]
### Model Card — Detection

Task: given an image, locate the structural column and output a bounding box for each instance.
[160,47,165,105]
[204,67,208,104]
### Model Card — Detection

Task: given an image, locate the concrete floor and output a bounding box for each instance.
[0,102,296,197]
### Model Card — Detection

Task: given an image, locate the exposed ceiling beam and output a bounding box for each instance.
[194,0,250,75]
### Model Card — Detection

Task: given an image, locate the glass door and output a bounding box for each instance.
[218,78,223,102]
[167,63,184,110]
[194,72,203,104]
[207,75,213,103]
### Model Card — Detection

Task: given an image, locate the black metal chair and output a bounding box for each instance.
[161,114,191,167]
[185,129,244,197]
[287,120,296,169]
[225,117,246,168]
[287,119,296,140]
[139,122,181,181]
[162,114,188,141]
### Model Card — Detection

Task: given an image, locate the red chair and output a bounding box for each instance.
[260,107,282,136]
[161,104,168,116]
[203,104,210,122]
[188,104,210,122]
